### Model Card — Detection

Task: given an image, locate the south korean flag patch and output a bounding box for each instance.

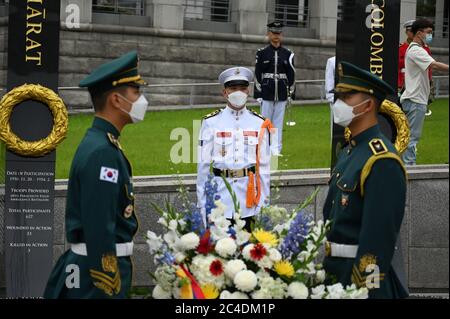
[99,167,119,184]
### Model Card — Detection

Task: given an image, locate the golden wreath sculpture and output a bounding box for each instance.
[0,84,68,157]
[344,99,410,154]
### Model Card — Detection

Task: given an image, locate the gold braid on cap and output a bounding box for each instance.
[0,84,68,157]
[112,75,144,86]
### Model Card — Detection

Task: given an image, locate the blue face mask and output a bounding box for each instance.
[424,33,433,45]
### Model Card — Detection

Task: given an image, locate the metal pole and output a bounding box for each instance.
[286,88,296,126]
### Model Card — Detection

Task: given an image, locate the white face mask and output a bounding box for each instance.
[118,94,149,123]
[331,98,370,127]
[227,91,248,109]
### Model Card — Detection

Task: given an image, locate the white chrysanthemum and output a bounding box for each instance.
[152,285,172,299]
[224,260,247,280]
[268,248,282,262]
[326,283,345,299]
[288,282,309,299]
[172,287,181,299]
[310,285,326,299]
[251,290,267,299]
[252,276,288,299]
[242,244,255,260]
[219,290,232,299]
[231,292,249,299]
[344,285,369,299]
[256,256,273,269]
[219,290,250,299]
[154,265,177,291]
[234,270,258,292]
[190,255,225,289]
[256,270,271,279]
[215,237,237,258]
[180,232,200,250]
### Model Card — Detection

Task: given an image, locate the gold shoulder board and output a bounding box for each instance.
[249,109,266,121]
[360,151,407,196]
[203,109,222,120]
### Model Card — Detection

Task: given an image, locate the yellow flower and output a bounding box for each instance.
[274,261,295,278]
[252,229,278,247]
[201,283,219,299]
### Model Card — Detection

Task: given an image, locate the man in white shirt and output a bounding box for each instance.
[400,19,449,165]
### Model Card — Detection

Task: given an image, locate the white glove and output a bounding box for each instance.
[257,98,263,105]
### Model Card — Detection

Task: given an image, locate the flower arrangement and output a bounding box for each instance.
[145,174,368,299]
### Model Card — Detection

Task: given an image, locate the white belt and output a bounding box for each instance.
[71,242,134,257]
[325,242,358,258]
[263,73,287,80]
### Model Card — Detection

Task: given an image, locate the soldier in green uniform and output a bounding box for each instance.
[323,62,408,299]
[44,51,148,299]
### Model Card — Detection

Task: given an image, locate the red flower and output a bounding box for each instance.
[197,230,214,255]
[250,244,267,261]
[209,260,224,276]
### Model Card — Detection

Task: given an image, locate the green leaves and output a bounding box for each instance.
[295,187,320,212]
[220,174,241,214]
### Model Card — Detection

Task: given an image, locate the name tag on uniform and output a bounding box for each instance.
[100,167,119,184]
[216,132,231,138]
[243,131,258,137]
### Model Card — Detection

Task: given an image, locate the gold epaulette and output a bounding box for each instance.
[360,139,407,196]
[202,109,222,120]
[249,109,266,121]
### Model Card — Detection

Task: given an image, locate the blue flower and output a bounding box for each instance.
[257,214,273,231]
[280,210,312,259]
[185,204,205,235]
[157,247,176,266]
[205,173,218,225]
[227,227,237,238]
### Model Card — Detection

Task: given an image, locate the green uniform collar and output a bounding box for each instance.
[93,117,120,138]
[350,124,381,146]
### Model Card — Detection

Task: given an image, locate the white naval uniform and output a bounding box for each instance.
[197,106,271,221]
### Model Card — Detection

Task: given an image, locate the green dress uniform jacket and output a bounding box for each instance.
[323,124,408,299]
[44,117,138,299]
